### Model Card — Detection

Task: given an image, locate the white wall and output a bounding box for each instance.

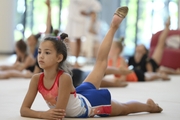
[0,0,16,54]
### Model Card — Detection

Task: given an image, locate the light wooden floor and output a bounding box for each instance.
[0,55,180,120]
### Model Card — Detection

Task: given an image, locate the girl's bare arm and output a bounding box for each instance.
[55,73,74,110]
[20,73,66,119]
[44,0,52,34]
[20,74,41,118]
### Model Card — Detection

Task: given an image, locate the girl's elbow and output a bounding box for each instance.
[20,107,27,117]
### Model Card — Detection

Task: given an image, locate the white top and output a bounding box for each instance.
[65,94,91,117]
[67,0,101,22]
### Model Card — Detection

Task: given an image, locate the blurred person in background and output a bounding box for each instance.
[0,0,58,79]
[82,1,101,64]
[0,39,35,79]
[65,0,101,68]
[128,17,172,80]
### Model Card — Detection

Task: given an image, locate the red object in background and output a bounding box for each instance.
[149,30,180,69]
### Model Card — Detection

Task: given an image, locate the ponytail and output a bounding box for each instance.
[58,33,71,75]
[53,29,60,36]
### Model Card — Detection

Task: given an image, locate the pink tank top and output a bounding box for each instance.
[37,70,90,117]
[38,70,76,108]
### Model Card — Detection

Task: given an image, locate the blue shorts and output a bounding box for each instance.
[76,82,111,117]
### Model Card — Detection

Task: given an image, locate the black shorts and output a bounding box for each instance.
[26,65,35,72]
[71,69,90,87]
[149,58,159,72]
[133,68,145,82]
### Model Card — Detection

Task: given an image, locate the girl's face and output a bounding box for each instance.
[38,41,63,69]
[15,46,23,57]
[27,35,36,46]
[135,44,146,55]
[109,42,122,57]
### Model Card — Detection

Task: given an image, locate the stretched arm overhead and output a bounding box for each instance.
[44,0,52,34]
[147,17,170,72]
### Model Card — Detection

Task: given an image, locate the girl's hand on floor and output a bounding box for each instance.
[43,108,65,120]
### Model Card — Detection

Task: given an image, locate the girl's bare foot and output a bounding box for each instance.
[160,73,170,81]
[119,67,132,75]
[146,99,163,113]
[118,81,128,87]
[175,68,180,74]
[114,78,128,87]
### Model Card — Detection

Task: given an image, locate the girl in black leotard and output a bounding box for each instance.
[0,0,54,79]
[128,17,172,81]
[0,39,36,79]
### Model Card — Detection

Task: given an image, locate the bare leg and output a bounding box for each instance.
[83,7,128,89]
[105,66,132,75]
[100,78,128,87]
[0,70,31,79]
[0,71,10,79]
[176,68,180,74]
[110,99,162,116]
[144,72,170,81]
[159,66,180,75]
[151,17,170,65]
[0,65,15,71]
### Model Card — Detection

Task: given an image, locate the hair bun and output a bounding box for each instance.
[60,33,68,40]
[53,29,60,36]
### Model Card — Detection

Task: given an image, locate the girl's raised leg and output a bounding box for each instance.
[151,17,170,65]
[83,6,129,89]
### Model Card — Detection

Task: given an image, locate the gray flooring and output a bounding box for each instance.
[0,55,180,120]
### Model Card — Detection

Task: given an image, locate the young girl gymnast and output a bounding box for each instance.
[128,17,172,81]
[26,0,55,59]
[107,35,170,82]
[0,39,35,79]
[0,0,55,79]
[70,34,169,86]
[20,6,162,119]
